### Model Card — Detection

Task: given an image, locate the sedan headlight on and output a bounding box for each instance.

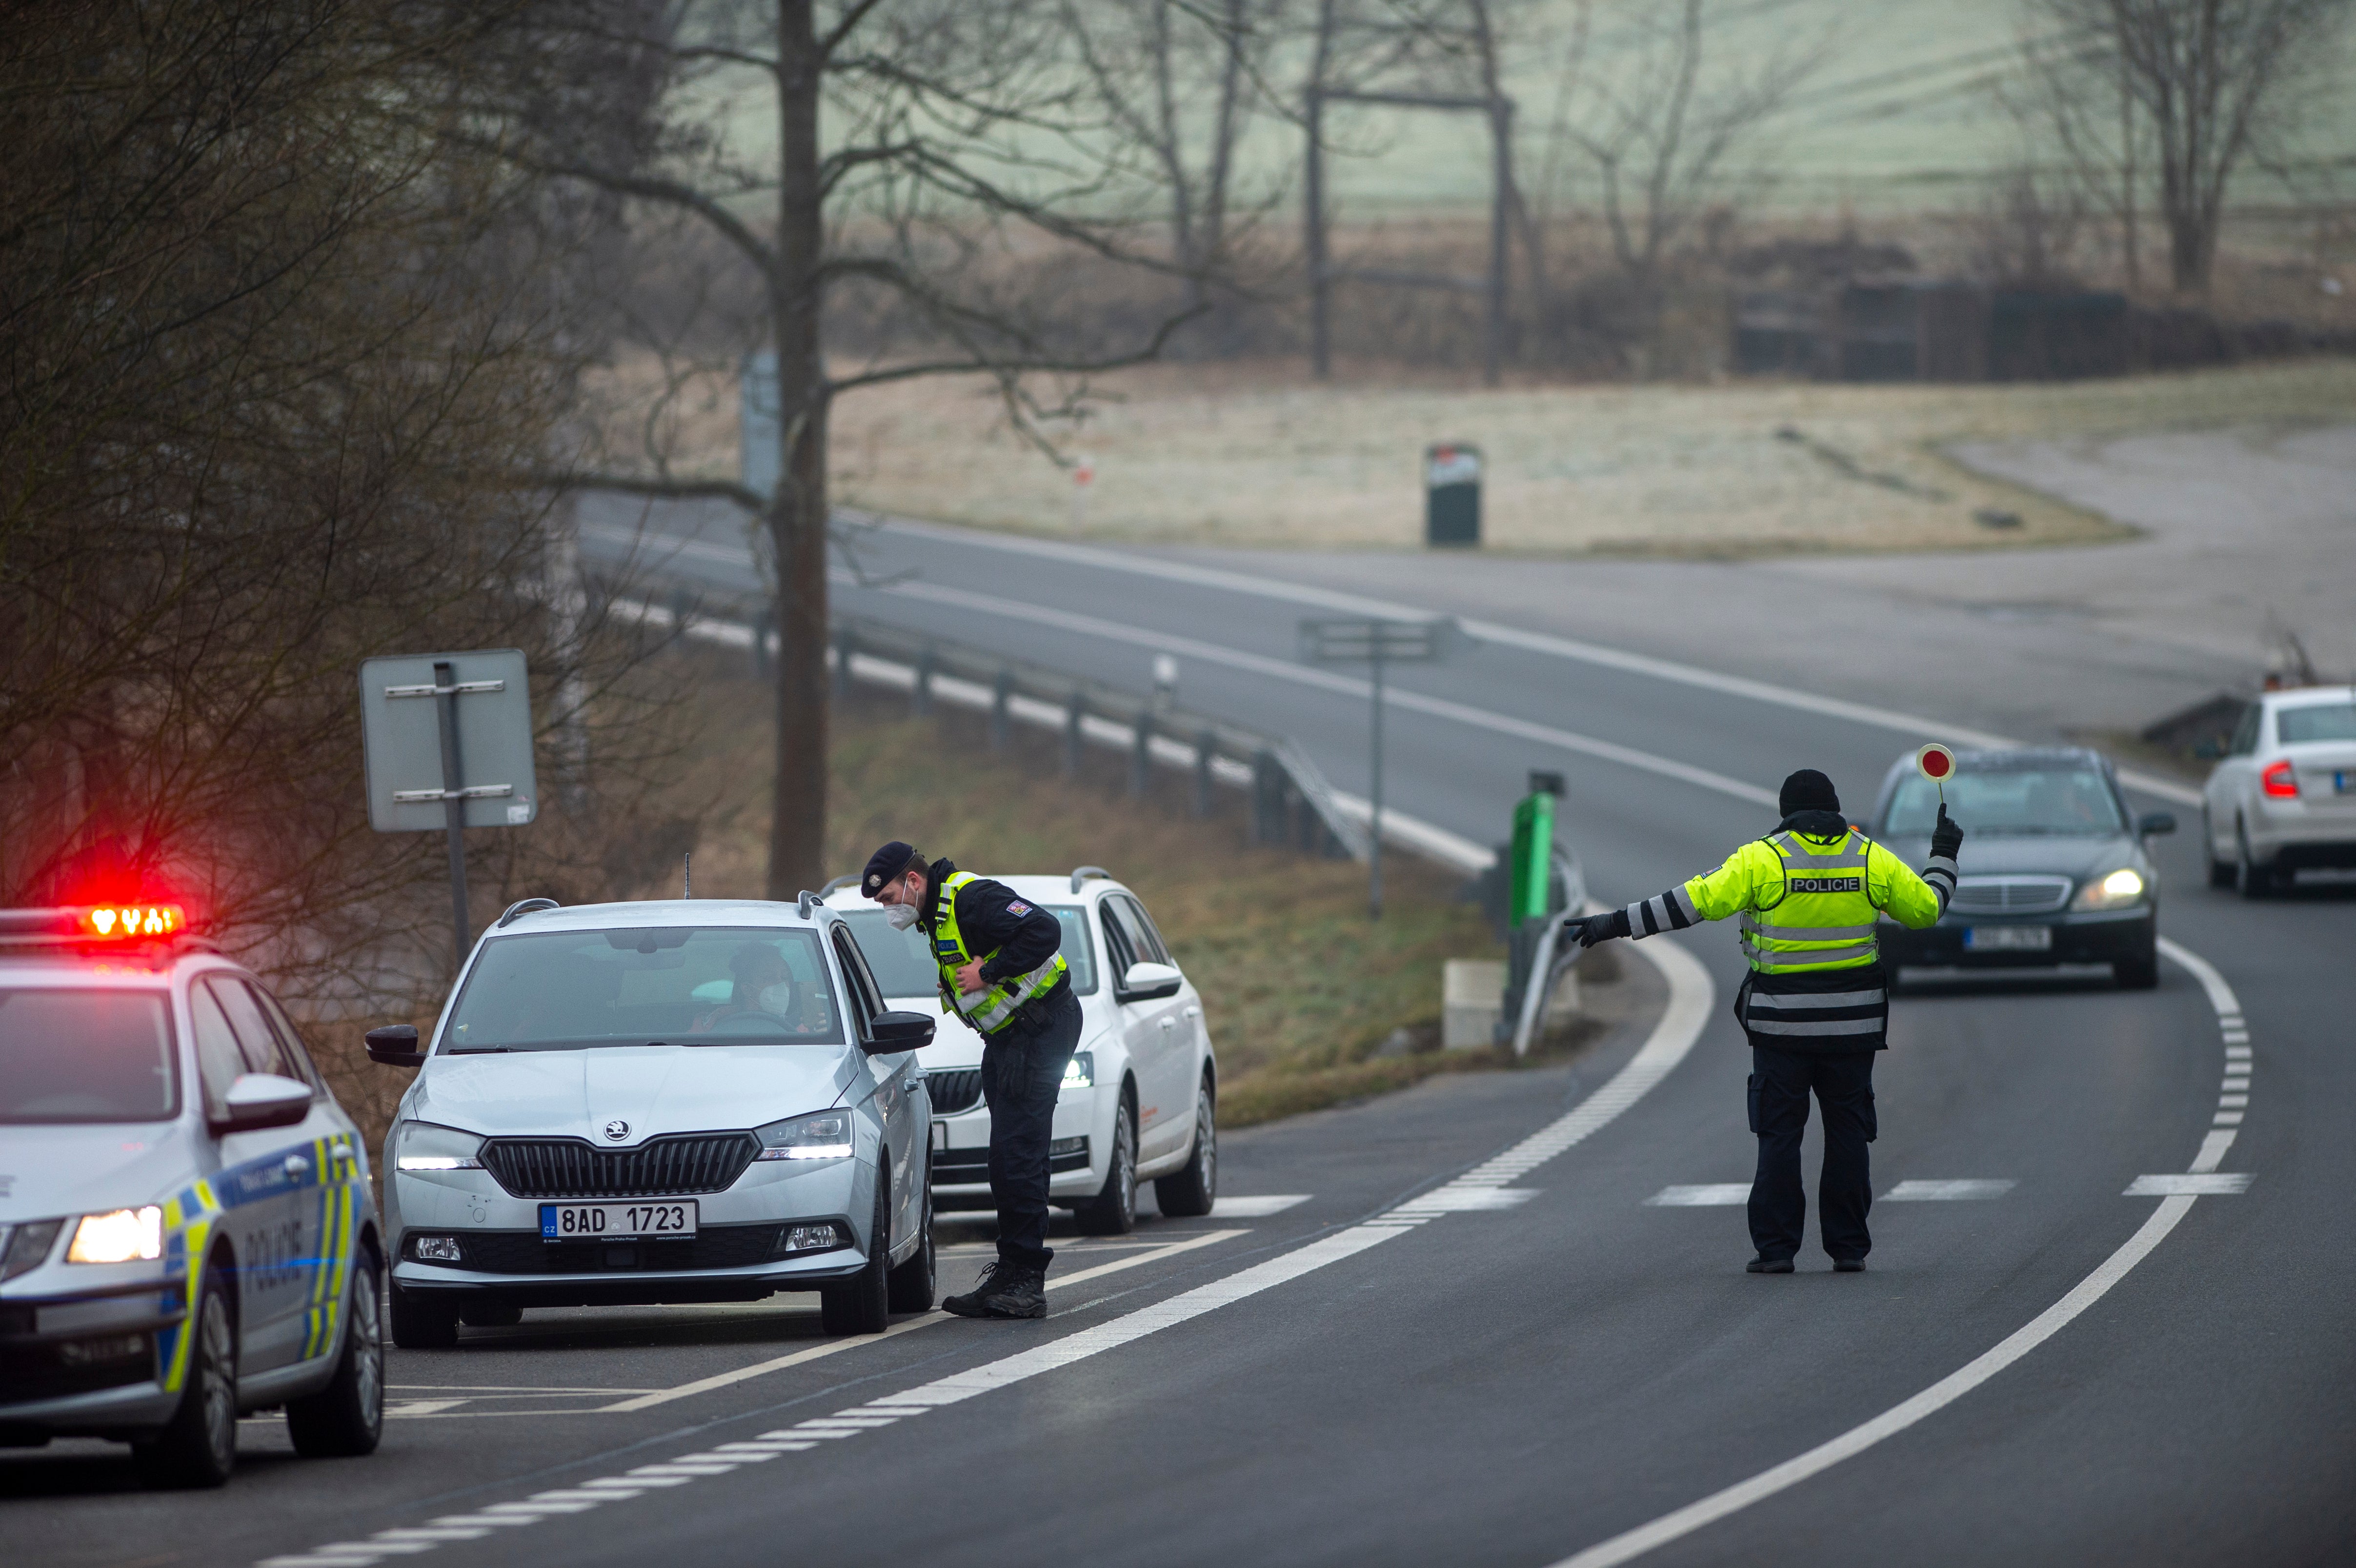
[67,1206,162,1264]
[1061,1051,1094,1091]
[393,1120,485,1172]
[756,1110,853,1162]
[2072,868,2149,910]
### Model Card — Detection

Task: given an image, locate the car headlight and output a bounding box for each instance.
[393,1120,485,1172]
[756,1110,854,1162]
[1061,1052,1094,1091]
[2072,868,2149,910]
[66,1206,162,1264]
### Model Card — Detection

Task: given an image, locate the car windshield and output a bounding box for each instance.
[837,904,1098,999]
[0,989,178,1123]
[1883,767,2126,837]
[443,927,841,1051]
[2277,702,2356,744]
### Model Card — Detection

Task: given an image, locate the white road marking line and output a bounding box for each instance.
[1392,1187,1537,1212]
[2221,1031,2250,1043]
[257,928,1716,1568]
[2126,1173,2254,1196]
[1882,1180,2016,1201]
[854,515,2203,806]
[382,1400,467,1417]
[2224,1045,2252,1060]
[2219,1095,2249,1108]
[1543,936,2249,1567]
[1646,1185,1752,1207]
[366,1531,490,1544]
[1212,1195,1312,1216]
[2214,1110,2246,1125]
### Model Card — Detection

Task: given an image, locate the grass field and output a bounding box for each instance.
[827,356,2356,556]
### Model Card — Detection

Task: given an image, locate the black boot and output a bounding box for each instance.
[942,1261,1047,1319]
[1746,1255,1795,1274]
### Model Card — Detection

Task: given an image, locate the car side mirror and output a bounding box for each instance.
[211,1072,313,1136]
[364,1025,423,1067]
[864,1009,935,1055]
[1118,961,1183,1003]
[2137,812,2177,837]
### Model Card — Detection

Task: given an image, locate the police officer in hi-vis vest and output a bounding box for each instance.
[1564,770,1964,1273]
[863,841,1076,1319]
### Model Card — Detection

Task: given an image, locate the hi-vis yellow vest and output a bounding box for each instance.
[929,871,1068,1034]
[1733,830,1899,973]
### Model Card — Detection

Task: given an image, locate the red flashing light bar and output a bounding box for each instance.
[78,905,186,938]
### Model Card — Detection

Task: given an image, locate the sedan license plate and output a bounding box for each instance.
[540,1201,697,1241]
[1964,925,2052,952]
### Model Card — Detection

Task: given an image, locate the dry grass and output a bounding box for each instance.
[655,648,1514,1127]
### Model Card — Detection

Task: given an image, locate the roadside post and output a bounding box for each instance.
[1298,617,1453,919]
[1502,771,1576,1054]
[360,649,539,971]
[1425,443,1483,548]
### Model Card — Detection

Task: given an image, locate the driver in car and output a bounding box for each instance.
[694,942,801,1032]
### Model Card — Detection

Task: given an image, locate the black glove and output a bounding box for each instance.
[1930,803,1963,862]
[1562,910,1631,948]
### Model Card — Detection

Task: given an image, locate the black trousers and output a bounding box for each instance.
[978,983,1081,1273]
[1748,1047,1877,1263]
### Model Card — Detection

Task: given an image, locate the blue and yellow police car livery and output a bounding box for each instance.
[0,905,383,1488]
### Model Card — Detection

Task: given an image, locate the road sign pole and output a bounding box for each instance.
[433,661,471,970]
[1369,640,1385,921]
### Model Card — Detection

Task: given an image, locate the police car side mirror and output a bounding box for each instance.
[864,1010,935,1055]
[1118,961,1183,1003]
[212,1072,313,1136]
[2137,812,2177,838]
[364,1025,423,1067]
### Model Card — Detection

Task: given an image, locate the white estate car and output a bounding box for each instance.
[826,866,1216,1233]
[0,904,383,1489]
[2201,686,2356,896]
[372,897,936,1347]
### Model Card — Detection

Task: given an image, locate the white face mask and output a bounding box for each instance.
[881,903,920,931]
[757,983,795,1015]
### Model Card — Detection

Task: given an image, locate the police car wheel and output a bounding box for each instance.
[1074,1095,1137,1236]
[389,1286,459,1350]
[820,1177,892,1334]
[886,1183,935,1313]
[287,1249,385,1458]
[1153,1080,1217,1219]
[133,1272,237,1488]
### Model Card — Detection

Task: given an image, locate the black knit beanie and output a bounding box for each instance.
[1778,769,1841,818]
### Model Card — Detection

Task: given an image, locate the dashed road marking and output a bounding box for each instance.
[1646,1185,1751,1207]
[1213,1195,1312,1216]
[1882,1180,2015,1202]
[2125,1173,2254,1197]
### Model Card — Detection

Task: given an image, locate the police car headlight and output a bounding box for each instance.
[394,1120,485,1172]
[2071,868,2148,910]
[67,1206,162,1264]
[1061,1052,1094,1091]
[756,1111,854,1162]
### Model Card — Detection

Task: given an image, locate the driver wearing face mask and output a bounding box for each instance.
[694,942,800,1032]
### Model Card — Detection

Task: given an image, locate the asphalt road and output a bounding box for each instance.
[11,513,2353,1566]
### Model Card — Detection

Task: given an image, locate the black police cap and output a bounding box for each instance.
[862,841,919,898]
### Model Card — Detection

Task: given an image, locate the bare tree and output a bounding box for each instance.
[2023,0,2355,294]
[482,1,1226,896]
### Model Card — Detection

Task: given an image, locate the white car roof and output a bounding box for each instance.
[490,897,830,935]
[2263,686,2356,709]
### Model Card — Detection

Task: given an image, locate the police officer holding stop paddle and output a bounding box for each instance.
[1564,766,1964,1273]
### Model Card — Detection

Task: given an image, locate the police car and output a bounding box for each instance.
[371,896,935,1346]
[826,866,1217,1233]
[0,904,382,1488]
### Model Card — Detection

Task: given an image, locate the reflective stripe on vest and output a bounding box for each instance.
[930,871,1069,1035]
[1742,830,1883,974]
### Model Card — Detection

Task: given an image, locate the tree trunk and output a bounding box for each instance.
[768,0,829,898]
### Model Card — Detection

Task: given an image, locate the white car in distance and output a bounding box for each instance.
[2201,686,2356,896]
[826,866,1216,1233]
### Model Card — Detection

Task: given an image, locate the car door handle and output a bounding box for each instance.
[282,1154,312,1177]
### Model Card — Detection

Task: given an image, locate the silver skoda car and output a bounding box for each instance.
[371,897,935,1347]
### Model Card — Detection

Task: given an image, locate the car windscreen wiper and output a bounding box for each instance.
[447,1045,510,1054]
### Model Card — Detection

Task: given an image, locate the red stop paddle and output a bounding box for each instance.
[1915,742,1956,805]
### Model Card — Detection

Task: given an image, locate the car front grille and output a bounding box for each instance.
[436,1224,796,1275]
[1948,876,2073,916]
[480,1133,759,1198]
[926,1068,983,1115]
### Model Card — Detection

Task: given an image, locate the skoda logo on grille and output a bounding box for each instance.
[603,1120,630,1142]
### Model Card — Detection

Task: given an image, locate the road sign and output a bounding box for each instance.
[1299,618,1456,919]
[360,649,537,966]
